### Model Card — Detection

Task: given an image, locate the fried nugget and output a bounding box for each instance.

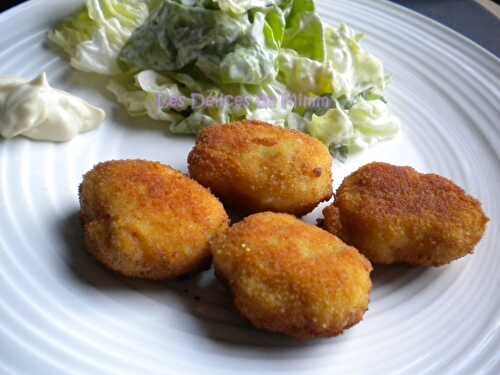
[211,212,372,339]
[188,121,333,216]
[79,160,229,280]
[321,162,489,267]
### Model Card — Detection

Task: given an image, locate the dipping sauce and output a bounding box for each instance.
[0,72,105,142]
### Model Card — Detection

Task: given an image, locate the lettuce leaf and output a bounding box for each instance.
[306,97,400,155]
[119,1,251,73]
[216,0,281,14]
[49,0,157,75]
[307,107,353,147]
[219,12,278,84]
[241,79,294,126]
[325,24,386,98]
[50,0,400,158]
[264,6,286,49]
[277,49,335,95]
[120,1,278,85]
[170,112,216,134]
[349,98,400,137]
[107,71,185,123]
[283,0,324,61]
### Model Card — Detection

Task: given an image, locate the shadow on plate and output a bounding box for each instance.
[58,210,338,351]
[58,209,452,351]
[371,262,447,289]
[372,264,426,286]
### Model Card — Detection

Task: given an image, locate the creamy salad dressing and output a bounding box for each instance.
[48,0,401,156]
[0,73,105,142]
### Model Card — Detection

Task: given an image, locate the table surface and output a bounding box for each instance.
[391,0,500,57]
[0,0,499,57]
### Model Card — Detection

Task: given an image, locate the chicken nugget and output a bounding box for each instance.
[321,162,489,266]
[211,212,372,339]
[79,160,229,280]
[188,121,333,216]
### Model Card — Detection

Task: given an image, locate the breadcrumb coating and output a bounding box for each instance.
[188,121,333,216]
[79,160,229,280]
[322,162,489,266]
[212,212,372,339]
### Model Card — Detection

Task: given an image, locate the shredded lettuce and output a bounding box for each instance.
[50,0,400,157]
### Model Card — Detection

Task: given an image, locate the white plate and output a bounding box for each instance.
[0,1,499,374]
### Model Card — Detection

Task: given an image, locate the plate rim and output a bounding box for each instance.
[0,1,499,374]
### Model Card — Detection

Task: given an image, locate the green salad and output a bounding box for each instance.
[49,0,400,157]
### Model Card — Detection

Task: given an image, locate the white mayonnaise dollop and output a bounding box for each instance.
[0,72,105,142]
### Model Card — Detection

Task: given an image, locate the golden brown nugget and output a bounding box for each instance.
[321,162,489,267]
[79,160,229,280]
[188,121,333,216]
[211,212,372,339]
